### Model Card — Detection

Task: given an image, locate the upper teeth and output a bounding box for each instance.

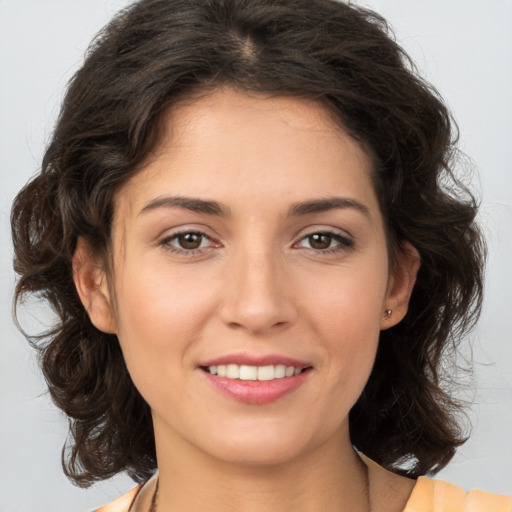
[207,364,302,381]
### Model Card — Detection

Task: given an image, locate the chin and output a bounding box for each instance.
[209,439,308,467]
[197,418,332,468]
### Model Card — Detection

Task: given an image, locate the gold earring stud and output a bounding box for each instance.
[385,309,392,319]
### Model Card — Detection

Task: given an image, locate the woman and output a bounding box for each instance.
[10,0,511,510]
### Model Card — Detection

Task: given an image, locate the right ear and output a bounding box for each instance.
[72,237,117,334]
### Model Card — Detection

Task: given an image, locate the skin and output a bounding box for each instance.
[75,87,419,511]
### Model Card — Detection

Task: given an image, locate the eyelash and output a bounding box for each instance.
[159,230,219,255]
[293,230,355,254]
[159,229,354,255]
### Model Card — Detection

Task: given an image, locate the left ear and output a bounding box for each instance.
[381,242,420,329]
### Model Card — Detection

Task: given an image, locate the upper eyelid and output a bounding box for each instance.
[157,224,218,240]
[161,230,217,244]
[293,225,354,240]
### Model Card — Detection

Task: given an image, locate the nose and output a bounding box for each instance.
[219,246,297,335]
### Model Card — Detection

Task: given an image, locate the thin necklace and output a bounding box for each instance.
[149,477,158,512]
[147,463,371,512]
[360,457,372,512]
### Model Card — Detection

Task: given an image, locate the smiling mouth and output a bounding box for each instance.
[201,364,310,381]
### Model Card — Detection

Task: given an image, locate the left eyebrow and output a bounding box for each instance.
[287,197,371,219]
[138,196,231,217]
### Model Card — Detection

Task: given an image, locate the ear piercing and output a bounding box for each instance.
[385,309,392,319]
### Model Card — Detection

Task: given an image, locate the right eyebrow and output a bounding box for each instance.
[138,196,231,217]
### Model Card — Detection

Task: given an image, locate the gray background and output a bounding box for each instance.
[0,1,510,510]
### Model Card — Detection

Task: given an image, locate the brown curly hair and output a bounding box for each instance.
[11,0,485,487]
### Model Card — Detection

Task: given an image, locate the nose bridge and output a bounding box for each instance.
[220,239,295,333]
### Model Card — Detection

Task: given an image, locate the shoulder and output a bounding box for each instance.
[403,476,512,512]
[361,453,512,512]
[93,484,142,512]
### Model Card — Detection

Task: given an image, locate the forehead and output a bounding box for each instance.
[114,87,377,217]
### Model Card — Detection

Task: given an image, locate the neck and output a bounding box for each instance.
[149,424,370,512]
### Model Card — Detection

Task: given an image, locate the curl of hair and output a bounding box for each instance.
[11,0,485,486]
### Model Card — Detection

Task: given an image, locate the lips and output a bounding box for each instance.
[199,354,312,404]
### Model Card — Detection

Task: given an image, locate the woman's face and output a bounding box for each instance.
[79,87,416,467]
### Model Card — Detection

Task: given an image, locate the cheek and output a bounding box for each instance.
[301,262,388,385]
[304,260,389,331]
[115,261,216,333]
[111,266,218,390]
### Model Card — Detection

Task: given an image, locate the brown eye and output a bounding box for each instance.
[177,232,204,250]
[161,230,220,254]
[295,231,354,253]
[308,233,332,250]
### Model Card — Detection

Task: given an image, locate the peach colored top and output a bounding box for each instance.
[95,477,512,512]
[404,476,512,512]
[94,485,141,512]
